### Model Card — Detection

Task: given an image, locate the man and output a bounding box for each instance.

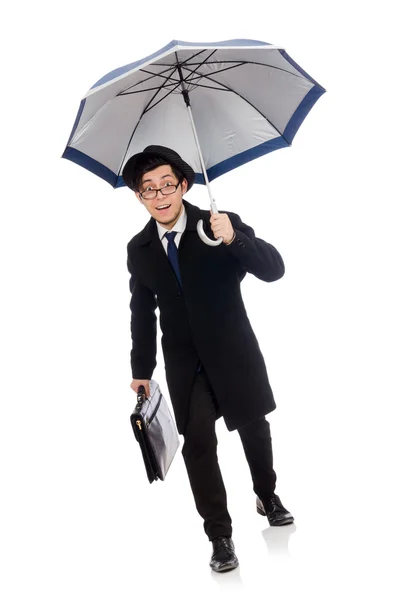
[123,145,294,573]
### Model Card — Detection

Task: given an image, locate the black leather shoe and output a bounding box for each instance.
[209,536,239,572]
[256,493,294,526]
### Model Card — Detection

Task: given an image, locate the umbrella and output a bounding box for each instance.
[62,38,325,245]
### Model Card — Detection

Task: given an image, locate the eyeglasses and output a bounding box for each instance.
[139,181,181,200]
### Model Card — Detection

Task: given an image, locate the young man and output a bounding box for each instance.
[123,145,294,573]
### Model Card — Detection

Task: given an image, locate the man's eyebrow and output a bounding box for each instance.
[141,173,175,185]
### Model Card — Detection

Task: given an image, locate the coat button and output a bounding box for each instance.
[177,292,181,298]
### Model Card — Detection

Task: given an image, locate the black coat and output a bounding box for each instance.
[126,200,285,434]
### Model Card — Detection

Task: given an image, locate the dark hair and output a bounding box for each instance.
[130,155,184,191]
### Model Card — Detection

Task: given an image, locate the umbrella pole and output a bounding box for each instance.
[178,71,223,246]
[185,105,215,206]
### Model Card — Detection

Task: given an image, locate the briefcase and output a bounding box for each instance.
[130,380,180,483]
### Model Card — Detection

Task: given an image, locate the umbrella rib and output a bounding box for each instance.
[119,52,309,97]
[142,49,232,91]
[183,82,231,92]
[126,51,220,110]
[143,80,183,113]
[134,50,214,89]
[142,68,180,113]
[184,61,246,86]
[118,66,180,95]
[118,50,209,93]
[118,53,223,108]
[176,59,308,82]
[116,68,180,179]
[181,67,290,141]
[173,48,210,69]
[181,50,218,88]
[139,69,179,84]
[121,56,302,94]
[181,64,287,142]
[119,51,233,96]
[119,82,179,95]
[119,58,303,96]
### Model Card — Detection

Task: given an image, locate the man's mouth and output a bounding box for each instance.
[156,204,171,211]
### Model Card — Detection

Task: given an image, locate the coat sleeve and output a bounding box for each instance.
[127,255,157,379]
[224,211,285,282]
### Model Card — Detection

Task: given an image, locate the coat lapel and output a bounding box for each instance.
[134,217,173,286]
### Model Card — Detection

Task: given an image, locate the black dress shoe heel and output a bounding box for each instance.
[256,503,266,516]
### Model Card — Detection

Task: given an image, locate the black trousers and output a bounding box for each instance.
[181,367,277,541]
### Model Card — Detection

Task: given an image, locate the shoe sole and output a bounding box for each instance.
[257,506,294,526]
[211,561,239,573]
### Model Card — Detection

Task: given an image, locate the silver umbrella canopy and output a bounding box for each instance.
[63,39,325,245]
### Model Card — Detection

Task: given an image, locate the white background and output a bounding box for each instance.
[1,1,396,598]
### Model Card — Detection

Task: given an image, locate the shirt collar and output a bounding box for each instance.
[156,204,187,240]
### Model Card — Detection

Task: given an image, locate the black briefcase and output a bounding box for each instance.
[130,380,180,483]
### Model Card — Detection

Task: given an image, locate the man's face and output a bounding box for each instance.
[135,164,187,230]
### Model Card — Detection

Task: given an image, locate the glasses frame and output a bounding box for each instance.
[139,180,181,201]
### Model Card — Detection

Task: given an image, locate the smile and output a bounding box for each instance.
[156,204,171,211]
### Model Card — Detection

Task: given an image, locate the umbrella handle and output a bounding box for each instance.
[197,220,223,246]
[197,199,223,246]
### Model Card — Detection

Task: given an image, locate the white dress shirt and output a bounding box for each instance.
[156,204,187,252]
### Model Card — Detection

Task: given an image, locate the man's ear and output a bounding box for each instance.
[135,191,143,204]
[181,178,188,194]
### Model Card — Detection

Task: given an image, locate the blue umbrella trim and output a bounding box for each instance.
[194,137,289,184]
[283,85,326,144]
[62,147,119,187]
[62,137,288,189]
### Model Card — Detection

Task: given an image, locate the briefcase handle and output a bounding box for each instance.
[137,385,147,404]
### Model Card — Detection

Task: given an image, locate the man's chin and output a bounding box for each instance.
[156,216,176,226]
[154,206,181,226]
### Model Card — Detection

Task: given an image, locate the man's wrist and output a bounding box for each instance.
[224,231,236,246]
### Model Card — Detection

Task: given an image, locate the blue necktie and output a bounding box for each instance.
[165,231,182,287]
